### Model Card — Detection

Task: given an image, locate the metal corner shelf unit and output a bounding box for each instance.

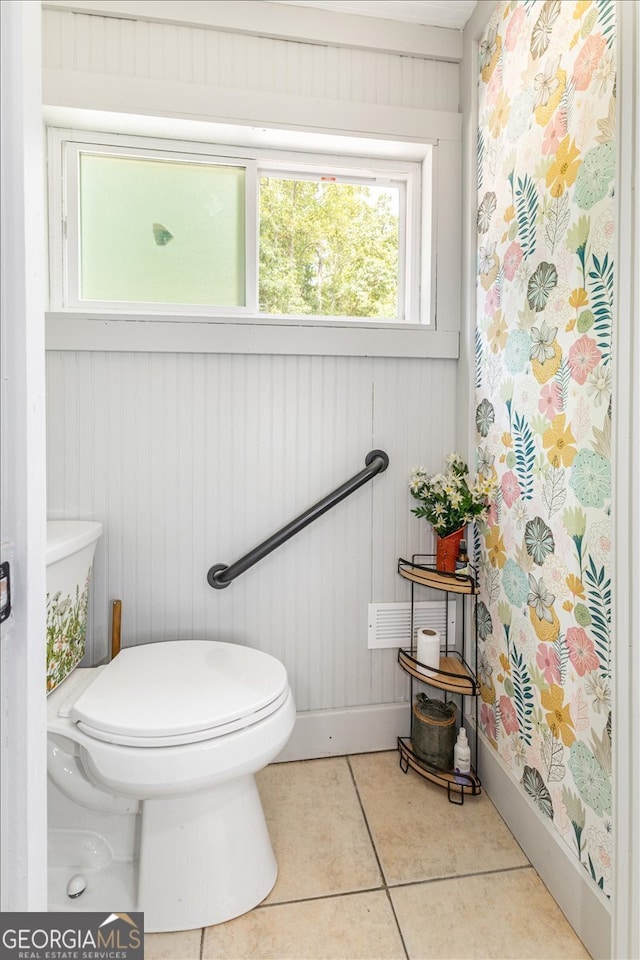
[396,554,482,805]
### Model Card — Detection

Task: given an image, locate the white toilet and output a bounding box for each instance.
[46,521,296,932]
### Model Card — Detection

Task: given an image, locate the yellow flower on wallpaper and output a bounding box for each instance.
[488,311,508,352]
[489,90,512,139]
[480,676,496,705]
[499,652,511,674]
[566,573,586,600]
[532,340,562,383]
[486,525,507,568]
[480,30,502,83]
[535,67,566,127]
[573,0,592,19]
[530,604,561,643]
[479,253,500,291]
[541,684,576,747]
[569,287,589,309]
[543,413,578,467]
[546,135,582,198]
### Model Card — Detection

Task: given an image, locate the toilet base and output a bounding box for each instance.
[48,773,278,931]
[138,774,277,932]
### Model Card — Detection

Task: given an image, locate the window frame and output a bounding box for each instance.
[47,128,429,327]
[60,139,258,315]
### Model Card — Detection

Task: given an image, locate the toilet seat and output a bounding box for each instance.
[69,640,289,748]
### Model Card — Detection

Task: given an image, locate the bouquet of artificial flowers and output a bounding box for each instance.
[409,453,496,537]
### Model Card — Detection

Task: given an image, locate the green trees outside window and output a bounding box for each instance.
[259,178,400,319]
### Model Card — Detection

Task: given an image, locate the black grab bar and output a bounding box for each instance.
[207,449,389,589]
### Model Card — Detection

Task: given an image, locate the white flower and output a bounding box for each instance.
[513,378,540,417]
[545,283,572,326]
[585,672,612,714]
[533,57,560,108]
[584,825,612,882]
[449,490,463,508]
[541,554,570,602]
[592,49,616,98]
[529,320,558,362]
[514,261,531,296]
[591,209,615,259]
[478,241,496,274]
[478,650,492,683]
[585,363,611,407]
[479,24,497,69]
[527,574,555,622]
[477,446,495,479]
[507,90,535,143]
[512,499,529,530]
[511,734,527,769]
[587,518,612,566]
[408,454,493,535]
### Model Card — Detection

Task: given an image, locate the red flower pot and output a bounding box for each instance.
[436,527,465,573]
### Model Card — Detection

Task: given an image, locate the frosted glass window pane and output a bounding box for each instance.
[79,154,245,305]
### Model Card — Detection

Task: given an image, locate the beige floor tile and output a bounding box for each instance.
[144,928,202,960]
[257,757,382,903]
[390,868,590,959]
[202,890,406,960]
[350,751,528,885]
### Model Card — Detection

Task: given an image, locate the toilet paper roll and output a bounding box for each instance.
[416,628,441,677]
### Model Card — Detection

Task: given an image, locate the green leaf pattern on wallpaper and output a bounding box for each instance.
[476,0,614,897]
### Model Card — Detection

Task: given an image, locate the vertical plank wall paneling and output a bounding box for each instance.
[46,352,456,712]
[41,9,460,113]
[43,6,461,717]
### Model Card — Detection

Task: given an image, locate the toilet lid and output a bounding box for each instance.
[70,641,289,745]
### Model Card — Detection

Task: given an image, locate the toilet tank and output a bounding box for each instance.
[46,521,102,694]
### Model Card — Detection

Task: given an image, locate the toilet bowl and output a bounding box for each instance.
[46,522,296,932]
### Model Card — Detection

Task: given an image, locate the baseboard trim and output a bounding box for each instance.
[275,702,411,762]
[475,726,612,960]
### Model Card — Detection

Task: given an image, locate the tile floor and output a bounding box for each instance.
[145,751,590,960]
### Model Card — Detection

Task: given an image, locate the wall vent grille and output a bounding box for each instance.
[367,600,456,650]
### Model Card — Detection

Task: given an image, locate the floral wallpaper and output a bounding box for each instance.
[475,0,615,897]
[46,577,91,693]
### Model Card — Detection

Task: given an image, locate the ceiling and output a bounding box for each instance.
[265,1,478,30]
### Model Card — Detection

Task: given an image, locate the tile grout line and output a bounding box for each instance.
[199,925,205,959]
[344,756,389,886]
[251,861,533,912]
[386,861,533,890]
[345,755,411,960]
[257,883,387,910]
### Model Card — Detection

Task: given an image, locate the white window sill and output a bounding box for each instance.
[45,312,459,359]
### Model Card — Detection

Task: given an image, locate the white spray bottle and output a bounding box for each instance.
[454,727,471,774]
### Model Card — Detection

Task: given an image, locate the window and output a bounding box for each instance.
[259,173,402,320]
[78,151,247,307]
[49,131,428,325]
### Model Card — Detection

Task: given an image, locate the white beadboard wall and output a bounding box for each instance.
[42,9,460,113]
[43,7,462,724]
[46,351,456,712]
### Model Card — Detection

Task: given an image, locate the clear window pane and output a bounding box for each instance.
[259,178,399,318]
[79,154,246,306]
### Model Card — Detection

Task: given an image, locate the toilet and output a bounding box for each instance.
[46,521,296,932]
